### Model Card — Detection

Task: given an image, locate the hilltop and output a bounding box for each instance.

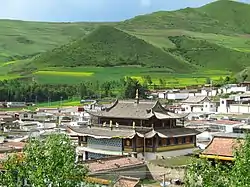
[120,0,250,34]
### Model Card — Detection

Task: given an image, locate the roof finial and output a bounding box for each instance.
[135,89,139,104]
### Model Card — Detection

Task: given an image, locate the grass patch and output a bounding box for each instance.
[34,71,94,77]
[30,67,229,86]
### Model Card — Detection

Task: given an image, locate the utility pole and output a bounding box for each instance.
[60,96,63,108]
[163,173,166,187]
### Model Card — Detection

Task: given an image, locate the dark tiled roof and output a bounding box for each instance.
[89,100,183,119]
[182,96,210,104]
[202,136,243,157]
[68,126,137,138]
[154,128,200,137]
[87,156,145,173]
[214,133,245,139]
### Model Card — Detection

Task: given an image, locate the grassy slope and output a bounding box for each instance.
[0,20,105,62]
[168,35,250,72]
[31,26,193,72]
[120,0,250,35]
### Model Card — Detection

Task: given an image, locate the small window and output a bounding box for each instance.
[205,105,207,108]
[182,137,186,144]
[221,101,225,104]
[201,108,203,111]
[210,105,213,107]
[166,138,170,145]
[190,136,194,143]
[23,113,28,118]
[174,137,178,144]
[158,139,162,146]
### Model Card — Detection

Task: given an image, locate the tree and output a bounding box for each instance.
[120,77,146,99]
[185,134,250,187]
[241,74,248,82]
[143,75,152,86]
[159,78,166,89]
[205,77,211,85]
[0,134,88,187]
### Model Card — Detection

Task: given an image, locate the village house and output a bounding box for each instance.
[217,98,235,113]
[218,84,248,94]
[181,96,217,113]
[200,133,244,161]
[85,156,146,180]
[68,90,199,161]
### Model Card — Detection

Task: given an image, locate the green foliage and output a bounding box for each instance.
[0,134,88,186]
[120,76,147,99]
[185,134,250,187]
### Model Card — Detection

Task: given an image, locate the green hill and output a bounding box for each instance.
[2,0,250,84]
[168,35,250,72]
[30,26,193,73]
[120,0,250,35]
[0,20,105,62]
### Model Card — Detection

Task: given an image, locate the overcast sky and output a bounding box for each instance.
[0,0,249,22]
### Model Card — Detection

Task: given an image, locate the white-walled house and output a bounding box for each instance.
[203,101,217,113]
[219,84,248,94]
[181,96,215,113]
[217,98,235,113]
[158,91,167,99]
[200,88,218,97]
[167,92,192,100]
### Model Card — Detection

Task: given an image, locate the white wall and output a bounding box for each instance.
[224,87,247,94]
[229,104,250,114]
[158,92,166,99]
[218,98,229,113]
[203,102,217,113]
[167,93,190,100]
[182,104,203,113]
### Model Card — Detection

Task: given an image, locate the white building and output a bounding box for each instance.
[217,98,235,113]
[219,84,248,94]
[203,101,217,113]
[6,102,26,108]
[200,88,218,97]
[181,96,215,113]
[167,92,191,100]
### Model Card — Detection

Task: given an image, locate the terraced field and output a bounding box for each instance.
[31,67,229,87]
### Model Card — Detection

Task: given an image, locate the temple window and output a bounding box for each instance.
[190,136,194,143]
[125,139,132,146]
[158,139,162,146]
[167,138,170,145]
[182,137,186,144]
[178,137,182,144]
[174,137,178,145]
[146,139,153,146]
